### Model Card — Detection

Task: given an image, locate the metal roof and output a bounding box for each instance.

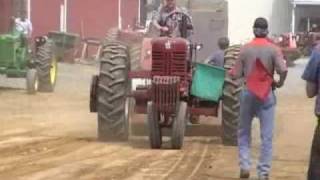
[292,0,320,5]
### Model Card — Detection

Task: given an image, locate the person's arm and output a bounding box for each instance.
[180,7,193,30]
[152,8,168,32]
[207,52,217,65]
[302,50,320,98]
[205,54,213,64]
[152,15,162,30]
[273,47,288,88]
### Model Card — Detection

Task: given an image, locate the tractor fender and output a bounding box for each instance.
[90,75,99,113]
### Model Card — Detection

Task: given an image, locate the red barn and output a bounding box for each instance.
[0,0,14,33]
[0,0,140,39]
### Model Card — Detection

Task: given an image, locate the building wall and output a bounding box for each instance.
[227,0,292,44]
[295,5,320,31]
[0,0,14,33]
[67,0,118,39]
[189,0,228,60]
[121,0,140,29]
[30,0,62,38]
[10,0,140,40]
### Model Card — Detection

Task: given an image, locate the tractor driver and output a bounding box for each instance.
[12,11,33,38]
[153,0,193,38]
[11,10,33,47]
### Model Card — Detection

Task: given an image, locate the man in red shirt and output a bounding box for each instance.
[232,18,287,180]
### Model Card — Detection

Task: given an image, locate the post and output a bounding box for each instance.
[307,17,311,32]
[138,0,141,25]
[64,0,67,32]
[291,3,296,34]
[118,0,122,30]
[60,4,64,31]
[27,0,31,19]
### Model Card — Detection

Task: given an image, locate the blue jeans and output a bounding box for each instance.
[308,121,320,180]
[238,89,276,177]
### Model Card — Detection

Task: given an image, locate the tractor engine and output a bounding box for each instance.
[150,37,190,114]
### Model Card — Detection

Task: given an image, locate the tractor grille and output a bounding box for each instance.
[152,76,180,113]
[152,50,188,82]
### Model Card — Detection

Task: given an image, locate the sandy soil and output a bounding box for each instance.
[0,60,314,180]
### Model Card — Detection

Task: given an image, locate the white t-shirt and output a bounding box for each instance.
[15,18,33,37]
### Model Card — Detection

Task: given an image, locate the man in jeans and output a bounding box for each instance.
[302,44,320,180]
[232,17,287,180]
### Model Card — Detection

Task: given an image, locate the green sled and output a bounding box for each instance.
[191,63,226,102]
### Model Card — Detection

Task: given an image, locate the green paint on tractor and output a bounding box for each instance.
[0,32,29,77]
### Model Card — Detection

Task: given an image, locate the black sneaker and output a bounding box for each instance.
[240,169,250,179]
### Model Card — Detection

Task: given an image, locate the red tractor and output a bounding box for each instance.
[273,33,301,66]
[296,32,320,56]
[90,11,241,149]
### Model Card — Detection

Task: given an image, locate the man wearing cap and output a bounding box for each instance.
[302,43,320,180]
[231,17,288,180]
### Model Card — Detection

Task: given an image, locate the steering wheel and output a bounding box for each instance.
[163,11,193,37]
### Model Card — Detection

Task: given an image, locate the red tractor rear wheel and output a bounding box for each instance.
[96,42,130,141]
[222,45,242,146]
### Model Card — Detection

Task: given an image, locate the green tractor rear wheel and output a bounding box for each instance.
[36,41,58,92]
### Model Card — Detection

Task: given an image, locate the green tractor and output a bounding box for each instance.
[0,31,57,94]
[0,30,79,94]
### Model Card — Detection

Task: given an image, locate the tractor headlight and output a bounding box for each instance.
[196,44,203,50]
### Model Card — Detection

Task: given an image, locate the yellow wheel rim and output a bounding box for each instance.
[50,58,57,85]
[35,77,39,91]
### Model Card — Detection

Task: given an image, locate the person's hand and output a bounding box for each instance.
[160,26,169,32]
[273,80,284,88]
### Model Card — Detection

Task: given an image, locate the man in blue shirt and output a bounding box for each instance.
[302,44,320,180]
[207,37,230,67]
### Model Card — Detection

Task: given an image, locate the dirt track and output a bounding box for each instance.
[0,60,314,180]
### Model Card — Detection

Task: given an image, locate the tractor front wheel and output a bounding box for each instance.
[36,41,58,92]
[147,101,162,149]
[171,102,187,149]
[26,69,39,94]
